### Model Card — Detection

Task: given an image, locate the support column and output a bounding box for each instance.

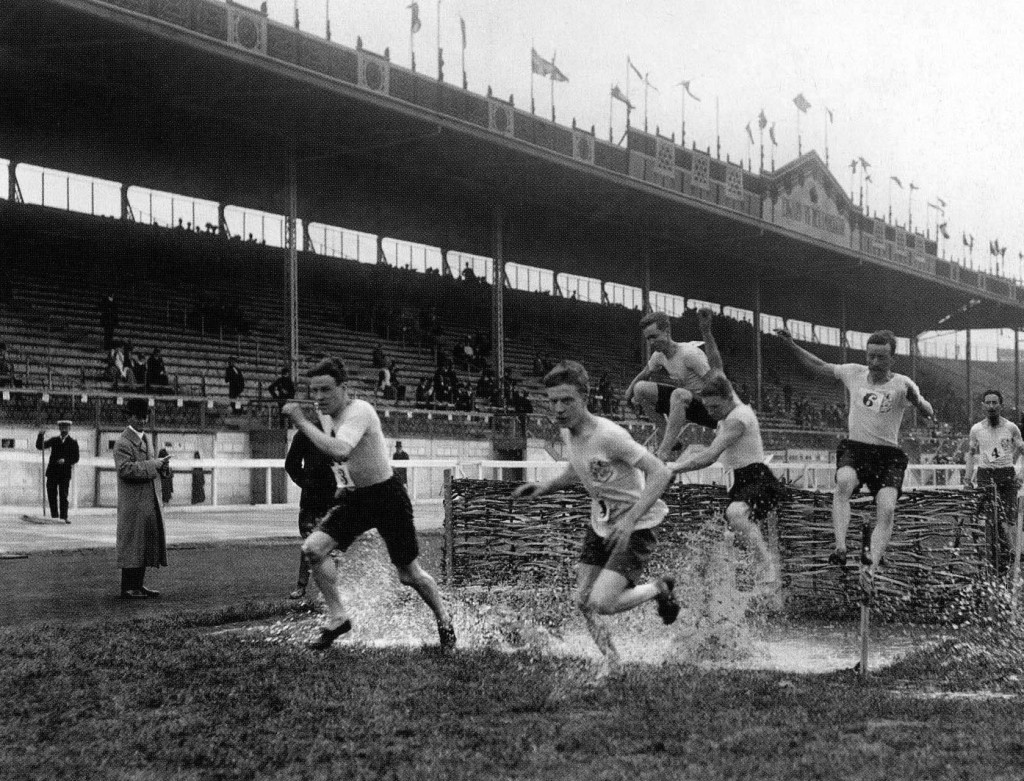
[1016,328,1020,419]
[753,277,763,411]
[8,161,18,203]
[965,315,973,431]
[218,203,228,236]
[840,295,849,363]
[286,159,300,381]
[491,206,506,394]
[120,183,130,220]
[910,334,919,428]
[639,226,652,314]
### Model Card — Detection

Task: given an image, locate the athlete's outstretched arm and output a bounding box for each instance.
[905,382,934,419]
[775,327,837,381]
[696,309,724,375]
[512,464,577,499]
[607,452,672,550]
[670,418,744,474]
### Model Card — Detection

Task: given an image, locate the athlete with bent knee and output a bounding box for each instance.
[624,311,716,462]
[670,311,780,588]
[282,358,455,650]
[777,328,933,595]
[513,360,678,680]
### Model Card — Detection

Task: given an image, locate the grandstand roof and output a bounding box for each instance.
[4,0,1023,337]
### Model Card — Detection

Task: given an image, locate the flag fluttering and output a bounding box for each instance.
[611,84,634,109]
[769,123,778,146]
[745,122,754,144]
[793,93,811,113]
[460,16,466,49]
[677,80,700,101]
[408,2,421,34]
[826,107,834,123]
[938,222,949,239]
[758,110,767,130]
[531,49,568,81]
[890,176,903,188]
[628,57,644,81]
[858,157,871,170]
[849,159,858,174]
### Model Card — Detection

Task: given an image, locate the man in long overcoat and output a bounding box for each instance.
[115,399,170,598]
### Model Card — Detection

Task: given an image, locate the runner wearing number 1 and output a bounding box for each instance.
[512,360,679,681]
[777,328,933,596]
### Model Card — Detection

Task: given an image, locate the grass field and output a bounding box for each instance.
[4,594,1024,781]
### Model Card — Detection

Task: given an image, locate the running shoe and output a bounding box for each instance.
[827,549,847,567]
[307,619,352,649]
[437,619,457,651]
[655,576,680,625]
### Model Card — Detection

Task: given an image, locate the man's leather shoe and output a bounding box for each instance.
[140,587,161,598]
[120,589,148,599]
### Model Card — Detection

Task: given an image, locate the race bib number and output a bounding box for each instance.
[857,387,893,414]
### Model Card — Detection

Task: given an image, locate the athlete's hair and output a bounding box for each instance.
[700,373,735,401]
[306,357,348,385]
[866,330,897,355]
[982,389,1003,404]
[639,311,671,332]
[543,360,590,396]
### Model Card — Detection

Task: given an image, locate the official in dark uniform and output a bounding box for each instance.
[35,420,80,522]
[283,422,338,599]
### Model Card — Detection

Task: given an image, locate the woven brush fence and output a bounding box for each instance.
[444,477,1002,622]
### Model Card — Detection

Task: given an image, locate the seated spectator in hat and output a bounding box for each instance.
[146,347,170,391]
[268,366,296,406]
[225,357,245,399]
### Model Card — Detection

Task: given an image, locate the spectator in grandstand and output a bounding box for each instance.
[512,360,679,682]
[281,358,455,651]
[372,343,386,369]
[35,420,80,523]
[98,293,118,351]
[597,373,615,416]
[964,390,1024,571]
[106,341,134,389]
[670,311,780,590]
[225,357,245,400]
[415,377,432,409]
[114,399,170,599]
[455,381,475,412]
[128,348,147,389]
[476,367,496,402]
[377,363,392,399]
[190,452,206,505]
[284,416,338,599]
[0,343,16,387]
[388,360,406,402]
[393,441,410,486]
[777,327,933,597]
[157,446,174,505]
[268,366,296,407]
[624,311,716,462]
[146,347,170,391]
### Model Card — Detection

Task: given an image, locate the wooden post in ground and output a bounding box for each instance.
[1012,497,1024,620]
[859,599,870,680]
[443,468,454,585]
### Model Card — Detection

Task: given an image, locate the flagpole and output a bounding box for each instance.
[550,62,555,121]
[530,42,536,114]
[759,123,764,174]
[324,0,330,40]
[625,58,631,132]
[644,75,649,132]
[824,111,829,169]
[436,0,442,80]
[888,179,893,222]
[715,96,720,158]
[460,18,466,89]
[679,84,686,147]
[610,90,614,142]
[796,107,802,156]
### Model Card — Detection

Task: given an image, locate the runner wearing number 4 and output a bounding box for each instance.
[513,360,678,681]
[282,358,455,651]
[777,329,933,597]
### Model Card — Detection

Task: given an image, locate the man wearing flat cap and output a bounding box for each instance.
[114,399,170,598]
[35,420,80,522]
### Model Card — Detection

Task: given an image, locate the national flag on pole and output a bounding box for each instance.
[677,80,700,101]
[628,56,644,80]
[611,84,634,110]
[460,16,466,49]
[758,110,767,130]
[849,159,858,174]
[531,49,567,81]
[990,240,998,256]
[745,122,754,144]
[963,232,970,247]
[1000,246,1007,258]
[769,123,777,146]
[858,157,871,170]
[936,197,947,208]
[890,176,903,188]
[793,93,811,113]
[826,107,834,123]
[938,222,949,239]
[408,2,421,34]
[865,173,873,183]
[909,182,919,191]
[928,201,945,214]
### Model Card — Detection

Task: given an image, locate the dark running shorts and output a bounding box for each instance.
[317,475,419,567]
[579,526,657,586]
[654,384,717,429]
[836,439,909,497]
[728,462,781,521]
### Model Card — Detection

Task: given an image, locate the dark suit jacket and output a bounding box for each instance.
[284,426,337,512]
[36,433,80,480]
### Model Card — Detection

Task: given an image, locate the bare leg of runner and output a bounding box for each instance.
[396,560,452,624]
[725,502,777,584]
[831,466,859,563]
[303,531,349,629]
[633,381,668,443]
[576,565,621,678]
[656,388,694,460]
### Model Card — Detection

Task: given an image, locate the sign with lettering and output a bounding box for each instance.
[766,168,849,247]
